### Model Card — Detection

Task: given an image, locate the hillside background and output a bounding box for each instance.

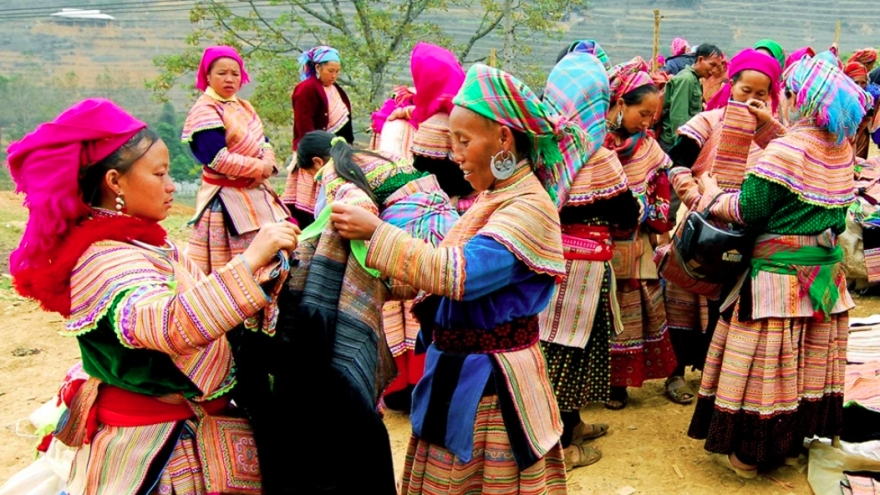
[0,0,876,165]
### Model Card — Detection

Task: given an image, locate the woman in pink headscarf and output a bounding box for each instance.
[660,48,786,405]
[183,46,290,275]
[5,98,297,494]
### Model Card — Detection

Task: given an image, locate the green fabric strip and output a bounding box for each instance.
[301,204,381,278]
[751,244,843,318]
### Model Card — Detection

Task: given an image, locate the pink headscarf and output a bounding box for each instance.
[411,42,465,127]
[671,38,690,57]
[370,86,416,133]
[195,46,251,92]
[706,48,782,112]
[784,46,816,73]
[6,99,147,275]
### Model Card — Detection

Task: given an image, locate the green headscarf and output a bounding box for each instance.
[754,39,785,69]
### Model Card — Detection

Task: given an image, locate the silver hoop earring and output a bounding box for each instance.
[115,192,125,215]
[490,149,516,180]
[616,111,623,128]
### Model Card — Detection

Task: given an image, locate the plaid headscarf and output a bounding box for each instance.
[453,63,587,206]
[543,52,611,206]
[787,51,871,144]
[562,40,611,69]
[607,56,654,105]
[298,46,340,81]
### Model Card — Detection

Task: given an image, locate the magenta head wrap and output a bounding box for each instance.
[784,46,816,73]
[706,48,782,112]
[411,42,465,127]
[196,46,250,92]
[671,38,690,57]
[6,99,147,275]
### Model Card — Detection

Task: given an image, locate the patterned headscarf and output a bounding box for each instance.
[787,51,870,144]
[605,56,655,159]
[671,38,690,57]
[753,39,785,69]
[845,61,869,80]
[542,52,612,205]
[848,48,878,68]
[453,62,590,206]
[196,46,250,92]
[706,48,782,112]
[298,46,340,81]
[561,40,611,69]
[607,56,654,105]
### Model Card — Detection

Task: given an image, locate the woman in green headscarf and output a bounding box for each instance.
[754,39,786,69]
[328,62,596,492]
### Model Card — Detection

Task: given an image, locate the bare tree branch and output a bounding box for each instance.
[458,10,504,62]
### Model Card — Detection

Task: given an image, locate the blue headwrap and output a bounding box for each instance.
[298,46,341,81]
[787,51,871,144]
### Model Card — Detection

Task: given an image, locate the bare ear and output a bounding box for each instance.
[499,125,514,153]
[311,156,325,170]
[103,169,121,195]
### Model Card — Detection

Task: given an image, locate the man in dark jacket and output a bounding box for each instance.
[661,53,697,76]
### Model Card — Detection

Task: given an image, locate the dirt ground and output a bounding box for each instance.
[1,190,879,494]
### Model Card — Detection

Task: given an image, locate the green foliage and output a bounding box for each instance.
[148,0,589,141]
[152,102,201,183]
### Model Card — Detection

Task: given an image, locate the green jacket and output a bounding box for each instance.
[660,66,703,147]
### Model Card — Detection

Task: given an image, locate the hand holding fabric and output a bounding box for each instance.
[242,221,300,269]
[330,202,382,240]
[746,98,772,124]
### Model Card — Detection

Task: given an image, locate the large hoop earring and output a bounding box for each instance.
[616,111,623,128]
[490,149,516,180]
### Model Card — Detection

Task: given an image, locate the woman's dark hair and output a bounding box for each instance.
[298,130,383,205]
[511,128,533,158]
[296,130,334,170]
[621,84,660,106]
[78,128,160,207]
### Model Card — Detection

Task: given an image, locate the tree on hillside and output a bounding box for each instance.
[153,102,201,183]
[148,0,588,143]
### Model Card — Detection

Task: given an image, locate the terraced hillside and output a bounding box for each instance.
[0,0,875,122]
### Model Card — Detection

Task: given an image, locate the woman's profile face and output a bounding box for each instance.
[448,106,503,192]
[107,140,176,223]
[618,92,660,135]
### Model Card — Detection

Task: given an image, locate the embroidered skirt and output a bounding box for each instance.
[687,301,848,465]
[610,280,678,387]
[400,396,567,495]
[541,268,613,409]
[187,198,257,275]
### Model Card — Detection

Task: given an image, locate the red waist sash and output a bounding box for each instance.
[561,224,613,261]
[95,386,229,427]
[202,167,253,188]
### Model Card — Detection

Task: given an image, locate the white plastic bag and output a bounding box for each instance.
[808,439,880,495]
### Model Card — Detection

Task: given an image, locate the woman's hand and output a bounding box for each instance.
[329,202,382,240]
[261,161,274,179]
[242,221,301,270]
[746,98,772,124]
[698,173,720,196]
